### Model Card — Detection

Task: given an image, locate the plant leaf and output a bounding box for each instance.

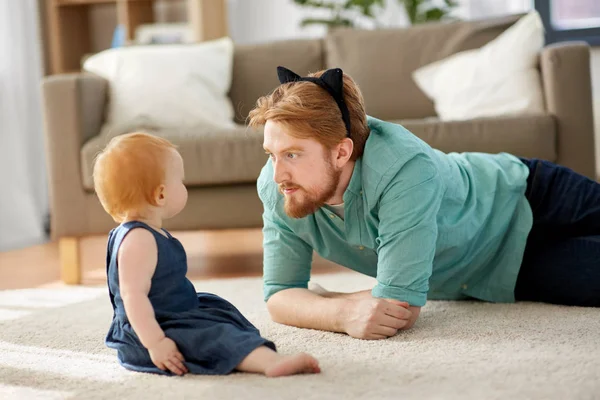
[294,0,338,10]
[344,0,383,17]
[300,17,354,27]
[423,7,446,21]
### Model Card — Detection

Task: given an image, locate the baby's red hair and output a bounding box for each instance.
[93,132,176,223]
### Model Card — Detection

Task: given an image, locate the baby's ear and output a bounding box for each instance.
[154,184,166,206]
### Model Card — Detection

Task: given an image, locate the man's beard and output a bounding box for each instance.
[280,161,342,219]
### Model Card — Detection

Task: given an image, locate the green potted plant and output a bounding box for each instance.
[398,0,458,25]
[293,0,458,29]
[293,0,385,29]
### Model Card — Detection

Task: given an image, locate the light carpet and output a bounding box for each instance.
[1,272,599,400]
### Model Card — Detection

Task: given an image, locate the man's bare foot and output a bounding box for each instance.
[264,353,321,377]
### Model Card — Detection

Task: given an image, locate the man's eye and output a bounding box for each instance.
[287,153,297,159]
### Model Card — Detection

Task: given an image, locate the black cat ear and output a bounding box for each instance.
[320,68,344,96]
[277,66,302,84]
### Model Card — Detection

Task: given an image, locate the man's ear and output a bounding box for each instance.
[154,185,166,206]
[335,138,354,167]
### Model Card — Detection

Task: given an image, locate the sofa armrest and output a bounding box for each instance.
[41,73,108,238]
[540,42,596,180]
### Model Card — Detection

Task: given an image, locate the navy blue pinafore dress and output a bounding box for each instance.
[105,221,276,375]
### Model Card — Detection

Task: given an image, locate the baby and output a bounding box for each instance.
[93,132,320,377]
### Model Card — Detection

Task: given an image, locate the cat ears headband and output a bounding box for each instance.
[277,66,351,138]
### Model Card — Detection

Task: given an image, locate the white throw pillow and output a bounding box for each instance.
[83,37,235,131]
[412,12,545,121]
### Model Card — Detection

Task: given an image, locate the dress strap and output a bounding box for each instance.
[105,229,119,312]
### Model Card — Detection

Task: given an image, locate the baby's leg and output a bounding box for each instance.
[236,346,320,377]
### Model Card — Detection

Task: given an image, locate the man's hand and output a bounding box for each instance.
[341,297,412,340]
[148,337,188,376]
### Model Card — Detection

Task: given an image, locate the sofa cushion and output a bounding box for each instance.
[81,114,555,192]
[81,125,267,191]
[229,39,324,124]
[83,37,236,131]
[396,114,556,161]
[325,14,522,121]
[412,12,545,121]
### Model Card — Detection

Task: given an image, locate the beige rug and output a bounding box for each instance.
[1,272,599,400]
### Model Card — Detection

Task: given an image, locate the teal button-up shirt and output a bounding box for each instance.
[258,117,533,307]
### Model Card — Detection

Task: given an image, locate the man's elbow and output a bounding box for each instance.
[266,293,286,323]
[266,288,302,324]
[266,298,278,321]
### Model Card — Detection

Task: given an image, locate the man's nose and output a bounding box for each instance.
[273,159,290,184]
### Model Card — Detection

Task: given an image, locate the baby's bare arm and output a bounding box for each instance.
[118,228,164,348]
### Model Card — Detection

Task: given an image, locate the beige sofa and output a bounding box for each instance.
[42,14,596,284]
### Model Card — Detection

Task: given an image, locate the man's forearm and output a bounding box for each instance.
[308,282,371,300]
[321,289,372,300]
[266,288,350,333]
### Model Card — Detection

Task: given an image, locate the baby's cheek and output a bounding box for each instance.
[181,187,188,207]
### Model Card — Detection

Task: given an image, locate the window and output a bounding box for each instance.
[535,0,600,44]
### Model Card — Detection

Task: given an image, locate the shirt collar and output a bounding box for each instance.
[343,157,363,202]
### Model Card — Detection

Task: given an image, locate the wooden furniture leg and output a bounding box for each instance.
[59,237,81,284]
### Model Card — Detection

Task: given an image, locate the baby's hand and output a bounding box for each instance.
[148,337,188,375]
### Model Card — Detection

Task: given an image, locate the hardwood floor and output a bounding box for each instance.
[0,228,347,290]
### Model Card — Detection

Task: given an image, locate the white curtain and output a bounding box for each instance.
[0,0,48,252]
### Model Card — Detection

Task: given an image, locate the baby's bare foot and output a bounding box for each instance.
[265,353,321,377]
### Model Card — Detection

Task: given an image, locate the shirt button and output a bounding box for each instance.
[461,284,468,290]
[330,214,336,219]
[359,190,363,195]
[358,246,364,250]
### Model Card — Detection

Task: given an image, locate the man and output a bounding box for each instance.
[247,66,600,340]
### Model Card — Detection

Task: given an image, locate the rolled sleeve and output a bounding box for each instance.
[373,155,443,307]
[262,208,313,302]
[372,283,427,307]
